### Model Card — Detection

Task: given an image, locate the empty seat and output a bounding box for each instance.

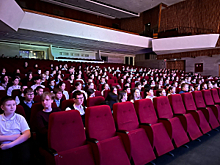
[87,96,105,107]
[153,96,189,148]
[181,92,211,134]
[113,102,156,165]
[211,88,220,104]
[41,110,95,165]
[85,105,130,165]
[192,91,219,129]
[134,99,174,156]
[168,94,202,140]
[202,90,220,123]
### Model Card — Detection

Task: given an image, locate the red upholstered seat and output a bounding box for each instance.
[33,95,42,103]
[168,94,202,140]
[211,88,220,104]
[202,90,220,123]
[107,79,114,86]
[113,102,156,164]
[153,96,189,148]
[134,99,174,156]
[85,105,130,165]
[192,91,219,129]
[12,89,20,99]
[95,90,101,96]
[16,105,26,118]
[42,110,95,165]
[61,99,75,111]
[87,96,105,107]
[181,92,211,134]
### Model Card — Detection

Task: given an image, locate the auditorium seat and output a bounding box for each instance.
[181,92,211,134]
[61,99,75,111]
[168,94,202,140]
[12,89,20,99]
[113,102,156,164]
[192,91,219,129]
[16,105,26,118]
[134,99,174,156]
[95,90,101,96]
[34,95,42,103]
[153,96,189,148]
[202,90,220,123]
[85,105,130,165]
[211,88,220,104]
[41,110,95,165]
[87,96,105,107]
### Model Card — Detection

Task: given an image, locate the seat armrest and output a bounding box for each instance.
[87,138,99,144]
[47,148,58,157]
[117,130,129,134]
[174,114,185,116]
[140,123,151,126]
[159,118,170,121]
[186,110,197,113]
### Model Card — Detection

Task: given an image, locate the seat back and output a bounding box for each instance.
[61,99,75,111]
[202,90,214,106]
[181,93,197,111]
[85,105,116,141]
[16,105,26,118]
[211,88,220,103]
[87,96,105,107]
[134,99,158,124]
[33,95,42,103]
[168,94,186,114]
[192,91,206,108]
[12,89,20,99]
[48,111,86,152]
[113,102,139,131]
[153,96,173,119]
[30,103,44,131]
[95,90,101,96]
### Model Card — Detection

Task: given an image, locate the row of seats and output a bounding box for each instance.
[38,88,220,165]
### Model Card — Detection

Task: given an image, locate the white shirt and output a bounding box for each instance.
[146,95,156,102]
[0,113,30,144]
[66,104,85,116]
[0,86,5,90]
[7,85,21,96]
[63,90,69,100]
[31,84,45,90]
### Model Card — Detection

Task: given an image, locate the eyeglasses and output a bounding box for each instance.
[76,97,84,100]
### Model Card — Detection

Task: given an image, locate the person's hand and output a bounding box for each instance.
[0,143,13,150]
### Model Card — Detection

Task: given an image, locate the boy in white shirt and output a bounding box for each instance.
[7,77,21,96]
[0,96,31,165]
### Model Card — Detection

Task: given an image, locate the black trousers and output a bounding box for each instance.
[0,140,31,165]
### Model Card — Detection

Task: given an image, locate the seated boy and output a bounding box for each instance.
[7,77,21,96]
[58,81,69,100]
[179,83,189,94]
[19,88,35,124]
[145,87,155,101]
[31,76,45,91]
[35,86,44,97]
[0,96,31,165]
[36,92,61,149]
[53,88,64,108]
[66,90,85,125]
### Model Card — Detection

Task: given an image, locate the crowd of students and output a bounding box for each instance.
[0,60,220,164]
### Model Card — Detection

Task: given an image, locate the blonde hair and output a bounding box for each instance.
[41,91,55,100]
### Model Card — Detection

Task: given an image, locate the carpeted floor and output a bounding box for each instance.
[148,127,220,165]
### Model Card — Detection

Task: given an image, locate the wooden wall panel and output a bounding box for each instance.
[166,60,185,71]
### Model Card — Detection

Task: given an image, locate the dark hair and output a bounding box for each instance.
[156,89,164,97]
[135,82,141,87]
[181,83,188,90]
[87,88,94,97]
[53,87,62,94]
[110,86,117,93]
[33,76,41,81]
[72,90,83,99]
[1,96,15,106]
[118,91,126,102]
[75,82,81,87]
[24,88,34,94]
[1,75,8,83]
[58,81,65,88]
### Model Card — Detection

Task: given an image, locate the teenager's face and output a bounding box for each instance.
[134,89,140,98]
[13,78,19,86]
[60,83,66,91]
[25,92,34,101]
[89,83,94,89]
[161,90,166,96]
[148,89,154,97]
[42,95,53,109]
[56,92,63,100]
[74,94,84,105]
[37,88,44,96]
[1,100,16,115]
[4,76,9,83]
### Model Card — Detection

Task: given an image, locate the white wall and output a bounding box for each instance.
[0,0,24,31]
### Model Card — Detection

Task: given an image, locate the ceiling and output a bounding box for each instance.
[41,0,185,18]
